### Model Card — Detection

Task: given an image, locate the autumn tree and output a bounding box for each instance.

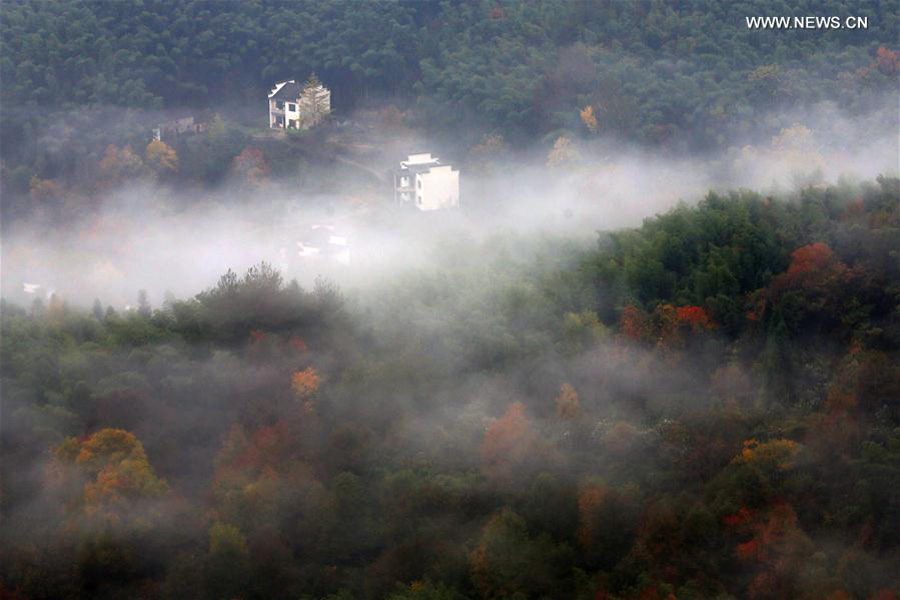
[145,139,178,175]
[231,146,270,186]
[651,304,716,351]
[731,502,817,600]
[52,428,168,528]
[773,243,848,290]
[874,46,899,75]
[554,383,582,420]
[546,136,581,168]
[768,242,854,330]
[481,402,537,481]
[580,105,598,133]
[291,367,320,400]
[98,144,145,183]
[619,304,649,342]
[291,366,321,415]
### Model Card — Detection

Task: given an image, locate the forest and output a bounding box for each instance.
[1,0,898,218]
[2,1,900,599]
[3,177,899,599]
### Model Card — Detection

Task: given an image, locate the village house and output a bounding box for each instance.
[152,113,209,141]
[394,153,460,211]
[268,74,331,130]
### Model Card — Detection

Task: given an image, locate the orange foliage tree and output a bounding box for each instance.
[481,402,536,481]
[52,428,168,527]
[291,367,321,414]
[580,105,598,133]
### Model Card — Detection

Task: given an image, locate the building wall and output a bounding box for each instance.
[270,98,304,128]
[417,165,460,211]
[270,87,330,129]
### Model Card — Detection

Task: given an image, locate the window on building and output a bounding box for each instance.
[288,103,296,111]
[276,101,284,109]
[417,179,422,189]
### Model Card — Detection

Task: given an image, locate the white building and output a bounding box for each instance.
[268,75,331,130]
[394,153,460,211]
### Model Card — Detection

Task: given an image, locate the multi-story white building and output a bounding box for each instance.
[268,75,331,130]
[394,153,460,211]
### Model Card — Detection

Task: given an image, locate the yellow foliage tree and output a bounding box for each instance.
[99,144,145,182]
[546,136,581,168]
[737,438,801,473]
[52,428,168,527]
[145,139,178,174]
[554,383,582,419]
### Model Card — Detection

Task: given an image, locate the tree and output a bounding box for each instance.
[470,508,566,599]
[98,144,145,183]
[291,367,321,414]
[291,367,320,399]
[92,298,104,320]
[481,402,536,481]
[145,139,178,175]
[580,105,598,133]
[206,522,250,600]
[577,483,639,569]
[52,429,168,527]
[546,136,581,168]
[554,383,581,420]
[231,147,270,186]
[620,304,649,342]
[137,289,151,317]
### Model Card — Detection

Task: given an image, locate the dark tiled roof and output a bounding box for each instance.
[271,81,302,101]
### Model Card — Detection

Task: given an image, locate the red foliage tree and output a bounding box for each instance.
[874,46,899,75]
[773,243,848,291]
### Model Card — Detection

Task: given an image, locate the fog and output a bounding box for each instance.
[1,96,897,311]
[3,93,899,600]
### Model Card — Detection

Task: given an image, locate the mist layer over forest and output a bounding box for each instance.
[2,2,899,600]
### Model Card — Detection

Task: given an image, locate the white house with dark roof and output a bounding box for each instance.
[394,153,460,211]
[268,75,331,130]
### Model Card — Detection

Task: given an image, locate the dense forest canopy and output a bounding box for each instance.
[2,0,897,145]
[2,1,900,599]
[3,178,900,599]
